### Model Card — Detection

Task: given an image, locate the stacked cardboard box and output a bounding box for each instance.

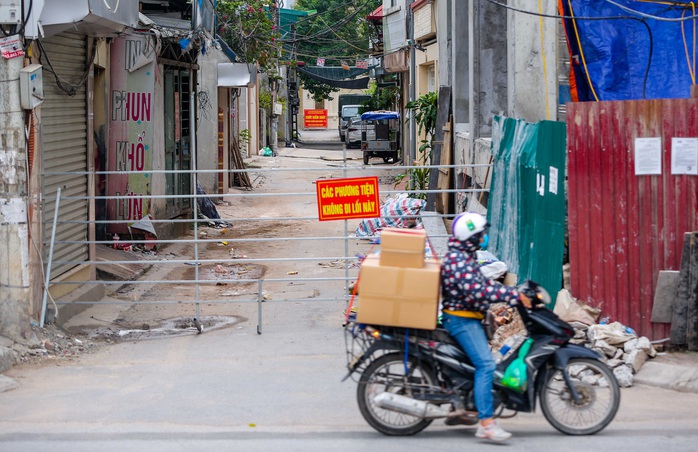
[356,228,441,330]
[379,228,427,268]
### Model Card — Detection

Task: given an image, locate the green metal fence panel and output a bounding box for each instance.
[488,116,567,301]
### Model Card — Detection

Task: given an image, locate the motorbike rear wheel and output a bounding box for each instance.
[357,353,438,436]
[540,358,620,435]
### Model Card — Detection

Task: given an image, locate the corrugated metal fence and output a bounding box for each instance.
[567,99,698,339]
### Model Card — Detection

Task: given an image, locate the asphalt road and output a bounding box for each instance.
[2,137,696,451]
[296,140,346,151]
[2,299,698,452]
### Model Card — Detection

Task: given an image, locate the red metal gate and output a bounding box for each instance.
[567,99,698,339]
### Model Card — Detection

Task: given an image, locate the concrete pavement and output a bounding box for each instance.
[634,349,698,393]
[2,128,697,400]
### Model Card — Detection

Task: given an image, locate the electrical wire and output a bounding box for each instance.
[680,3,697,83]
[37,38,97,96]
[567,0,600,101]
[291,0,368,27]
[313,13,373,53]
[279,47,372,61]
[283,0,375,43]
[604,0,698,21]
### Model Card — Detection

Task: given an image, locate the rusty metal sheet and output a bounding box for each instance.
[567,99,698,339]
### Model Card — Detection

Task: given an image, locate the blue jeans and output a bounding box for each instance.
[441,313,496,420]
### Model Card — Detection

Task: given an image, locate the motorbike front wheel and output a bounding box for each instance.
[540,358,620,435]
[357,353,438,436]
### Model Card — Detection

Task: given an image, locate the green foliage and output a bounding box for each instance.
[398,92,439,200]
[290,0,381,101]
[406,91,438,141]
[259,90,273,111]
[217,1,280,72]
[239,129,251,146]
[298,73,340,102]
[362,82,400,112]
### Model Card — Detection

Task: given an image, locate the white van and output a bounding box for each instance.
[338,105,362,141]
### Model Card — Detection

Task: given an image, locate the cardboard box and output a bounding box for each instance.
[380,228,427,268]
[356,255,441,330]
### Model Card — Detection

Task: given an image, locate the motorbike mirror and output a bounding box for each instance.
[518,280,552,306]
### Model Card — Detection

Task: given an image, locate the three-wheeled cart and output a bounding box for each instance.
[360,111,400,165]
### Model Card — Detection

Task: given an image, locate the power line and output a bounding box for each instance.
[283,0,376,43]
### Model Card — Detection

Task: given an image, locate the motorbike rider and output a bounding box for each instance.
[440,212,531,443]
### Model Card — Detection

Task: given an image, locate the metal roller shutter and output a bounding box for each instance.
[41,32,89,278]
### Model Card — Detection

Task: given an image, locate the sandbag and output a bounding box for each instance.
[587,322,637,346]
[553,289,600,326]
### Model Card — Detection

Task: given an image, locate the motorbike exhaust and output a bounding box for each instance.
[373,392,451,419]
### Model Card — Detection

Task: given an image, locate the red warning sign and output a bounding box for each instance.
[316,176,380,221]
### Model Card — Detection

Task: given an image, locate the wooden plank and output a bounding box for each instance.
[435,117,452,214]
[426,86,451,211]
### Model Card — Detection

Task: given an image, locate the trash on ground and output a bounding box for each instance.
[196,181,232,228]
[258,147,274,156]
[489,291,654,388]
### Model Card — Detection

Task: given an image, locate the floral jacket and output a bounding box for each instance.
[440,237,520,313]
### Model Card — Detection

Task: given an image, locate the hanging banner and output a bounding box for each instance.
[304,109,328,128]
[316,176,380,221]
[356,59,368,69]
[316,58,325,67]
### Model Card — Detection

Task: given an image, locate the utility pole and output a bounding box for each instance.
[0,54,31,340]
[286,24,299,145]
[408,0,416,169]
[270,3,280,153]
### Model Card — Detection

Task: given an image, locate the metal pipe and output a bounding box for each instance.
[190,67,201,323]
[45,162,494,176]
[40,187,61,328]
[257,279,263,334]
[409,0,417,169]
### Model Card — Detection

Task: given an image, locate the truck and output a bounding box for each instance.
[337,94,370,141]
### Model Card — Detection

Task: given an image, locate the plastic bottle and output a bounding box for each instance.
[113,234,119,249]
[494,334,522,363]
[600,316,610,325]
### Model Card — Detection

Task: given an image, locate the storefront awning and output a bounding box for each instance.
[32,0,139,38]
[218,63,256,88]
[367,5,383,21]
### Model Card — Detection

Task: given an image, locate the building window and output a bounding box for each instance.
[428,65,436,93]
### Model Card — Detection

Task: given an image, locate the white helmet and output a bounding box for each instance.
[451,212,489,241]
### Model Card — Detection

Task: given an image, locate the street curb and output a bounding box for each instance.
[0,374,19,393]
[634,360,698,393]
[0,346,17,373]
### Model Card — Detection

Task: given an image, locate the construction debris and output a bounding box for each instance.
[488,292,656,388]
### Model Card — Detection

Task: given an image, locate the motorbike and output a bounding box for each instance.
[343,280,620,436]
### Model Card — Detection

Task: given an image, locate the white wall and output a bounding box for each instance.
[197,48,226,194]
[508,0,559,122]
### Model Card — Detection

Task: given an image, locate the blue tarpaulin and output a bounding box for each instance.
[361,111,400,121]
[561,0,694,100]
